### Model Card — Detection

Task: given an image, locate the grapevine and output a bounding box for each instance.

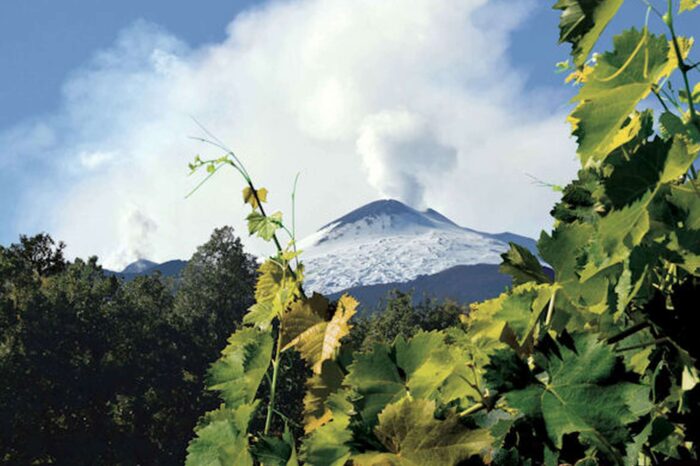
[186,1,700,464]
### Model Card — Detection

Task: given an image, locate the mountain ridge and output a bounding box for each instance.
[298,199,537,295]
[110,199,537,306]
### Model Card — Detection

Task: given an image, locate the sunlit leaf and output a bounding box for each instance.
[554,0,624,68]
[352,397,492,466]
[281,294,357,373]
[242,186,268,209]
[570,29,688,165]
[247,211,283,241]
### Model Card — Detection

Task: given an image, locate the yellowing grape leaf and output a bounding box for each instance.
[244,260,299,329]
[281,294,357,373]
[554,0,625,68]
[680,0,700,12]
[352,398,492,466]
[303,360,345,433]
[242,186,268,209]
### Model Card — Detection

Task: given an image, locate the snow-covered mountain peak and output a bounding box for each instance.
[121,259,157,274]
[299,199,461,251]
[298,199,536,295]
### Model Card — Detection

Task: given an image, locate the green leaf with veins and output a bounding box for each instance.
[506,334,651,461]
[186,403,257,466]
[570,28,685,165]
[207,327,273,408]
[581,136,696,280]
[301,391,354,466]
[351,397,492,466]
[247,210,283,241]
[345,331,474,426]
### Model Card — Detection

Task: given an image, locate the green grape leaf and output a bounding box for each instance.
[538,223,611,315]
[247,211,283,241]
[281,294,357,374]
[570,29,686,165]
[554,0,625,68]
[659,112,700,150]
[484,349,536,393]
[345,331,478,426]
[251,424,298,466]
[352,397,492,466]
[301,391,354,466]
[344,343,405,425]
[666,185,700,274]
[186,403,257,466]
[499,242,552,285]
[604,138,671,208]
[680,0,700,12]
[207,327,273,407]
[580,190,652,281]
[469,283,555,350]
[243,302,277,330]
[506,334,651,457]
[582,137,696,280]
[242,186,268,209]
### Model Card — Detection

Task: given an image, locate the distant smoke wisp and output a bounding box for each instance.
[108,207,158,269]
[357,110,457,208]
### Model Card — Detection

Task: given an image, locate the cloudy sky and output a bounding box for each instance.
[0,0,664,269]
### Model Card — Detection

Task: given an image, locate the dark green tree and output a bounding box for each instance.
[173,226,257,352]
[0,228,260,465]
[353,291,467,350]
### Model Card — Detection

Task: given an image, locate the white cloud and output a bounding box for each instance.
[78,150,116,170]
[2,0,578,270]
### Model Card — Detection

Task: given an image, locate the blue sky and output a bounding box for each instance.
[0,0,694,267]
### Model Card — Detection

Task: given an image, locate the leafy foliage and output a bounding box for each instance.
[184,2,700,464]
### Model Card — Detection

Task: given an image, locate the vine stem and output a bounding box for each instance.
[264,326,284,435]
[666,0,698,126]
[607,322,650,345]
[457,402,485,418]
[652,88,672,113]
[615,337,669,352]
[544,287,557,327]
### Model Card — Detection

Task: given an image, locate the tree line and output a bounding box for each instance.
[0,228,465,465]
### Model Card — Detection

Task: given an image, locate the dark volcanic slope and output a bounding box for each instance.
[328,263,513,315]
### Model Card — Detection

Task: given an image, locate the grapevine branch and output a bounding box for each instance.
[665,0,698,126]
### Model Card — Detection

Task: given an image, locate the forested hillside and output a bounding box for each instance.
[0,228,257,464]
